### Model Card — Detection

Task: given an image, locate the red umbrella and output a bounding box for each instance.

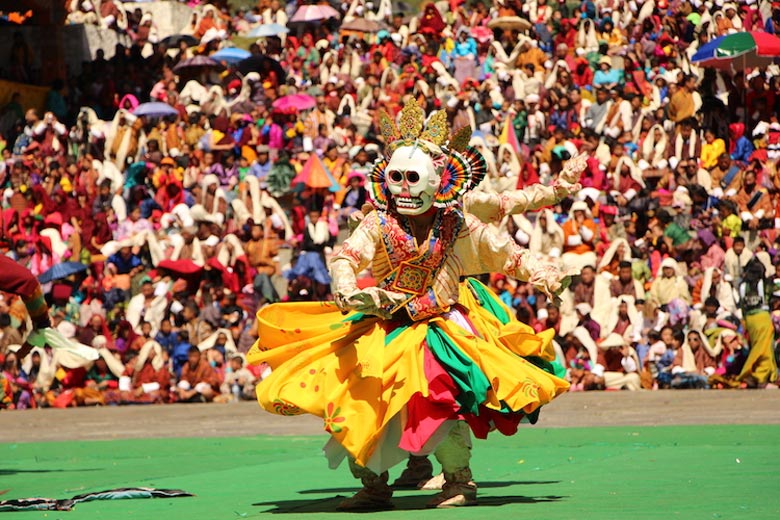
[291,154,341,192]
[157,259,203,275]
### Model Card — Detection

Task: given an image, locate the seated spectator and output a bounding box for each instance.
[729,123,754,164]
[595,333,642,391]
[701,128,726,170]
[648,258,691,308]
[609,261,645,300]
[221,355,257,401]
[574,303,600,340]
[176,346,220,402]
[561,201,599,271]
[670,330,718,389]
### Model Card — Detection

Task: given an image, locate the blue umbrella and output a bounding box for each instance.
[133,102,179,118]
[210,47,252,64]
[246,23,289,38]
[38,262,88,284]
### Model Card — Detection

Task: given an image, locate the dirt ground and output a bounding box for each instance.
[2,390,778,443]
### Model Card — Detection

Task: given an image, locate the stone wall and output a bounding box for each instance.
[0,1,194,82]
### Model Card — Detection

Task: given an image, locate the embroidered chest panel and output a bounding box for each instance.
[375,209,463,320]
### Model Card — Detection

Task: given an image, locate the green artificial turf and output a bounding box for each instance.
[1,425,778,519]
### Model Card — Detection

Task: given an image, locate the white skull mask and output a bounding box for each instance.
[384,146,440,215]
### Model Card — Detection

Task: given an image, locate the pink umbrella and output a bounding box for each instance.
[470,26,493,44]
[272,93,317,112]
[290,4,341,23]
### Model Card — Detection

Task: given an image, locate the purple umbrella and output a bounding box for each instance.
[172,55,222,73]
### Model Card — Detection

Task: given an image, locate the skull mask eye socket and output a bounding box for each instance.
[406,171,420,184]
[388,170,403,184]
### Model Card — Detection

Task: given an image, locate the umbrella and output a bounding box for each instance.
[392,1,413,14]
[692,31,780,70]
[290,4,341,23]
[340,18,382,34]
[159,34,199,47]
[157,259,203,275]
[173,55,223,73]
[272,93,317,112]
[470,26,493,43]
[291,154,341,192]
[246,23,289,38]
[210,47,251,64]
[236,54,287,83]
[487,16,532,32]
[38,262,88,284]
[133,102,179,118]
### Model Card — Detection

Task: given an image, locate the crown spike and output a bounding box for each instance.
[398,98,425,141]
[420,110,449,146]
[378,110,400,145]
[448,125,473,153]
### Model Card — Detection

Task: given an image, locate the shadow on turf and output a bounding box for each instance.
[0,468,101,475]
[254,493,565,513]
[297,481,561,494]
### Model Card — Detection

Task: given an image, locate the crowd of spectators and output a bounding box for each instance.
[2,0,780,410]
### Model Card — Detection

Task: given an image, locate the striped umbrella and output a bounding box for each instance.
[692,31,780,70]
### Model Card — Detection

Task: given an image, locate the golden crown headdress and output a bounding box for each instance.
[369,99,488,209]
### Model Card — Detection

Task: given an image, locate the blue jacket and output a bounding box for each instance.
[730,137,754,163]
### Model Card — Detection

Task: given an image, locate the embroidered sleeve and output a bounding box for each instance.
[463,154,585,222]
[329,211,380,297]
[458,215,574,299]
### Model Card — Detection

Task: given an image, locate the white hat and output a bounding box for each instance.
[578,187,601,202]
[753,121,770,136]
[571,200,590,213]
[203,235,219,247]
[599,333,627,349]
[660,257,678,271]
[40,228,68,259]
[575,303,592,316]
[56,320,77,339]
[525,93,540,104]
